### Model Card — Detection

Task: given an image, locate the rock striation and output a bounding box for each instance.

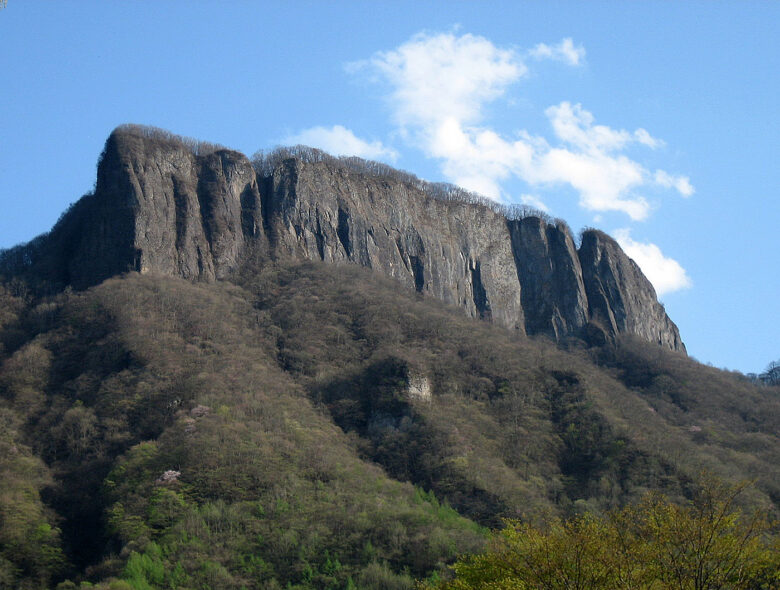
[578,230,685,351]
[508,217,589,340]
[0,126,685,352]
[263,155,525,330]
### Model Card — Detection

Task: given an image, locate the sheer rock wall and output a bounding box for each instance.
[0,128,685,352]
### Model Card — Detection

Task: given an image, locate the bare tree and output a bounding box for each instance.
[115,124,227,157]
[760,359,780,386]
[251,145,555,223]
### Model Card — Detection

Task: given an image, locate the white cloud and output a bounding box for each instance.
[546,103,664,153]
[614,229,692,296]
[284,125,398,162]
[546,102,635,153]
[352,31,690,222]
[364,31,525,131]
[654,169,695,197]
[430,119,533,199]
[634,128,664,149]
[534,146,651,219]
[533,103,663,219]
[519,194,549,213]
[529,38,586,66]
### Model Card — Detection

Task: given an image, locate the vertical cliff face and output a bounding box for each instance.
[39,130,265,288]
[98,131,264,283]
[507,217,589,340]
[264,158,526,330]
[0,127,686,352]
[579,230,685,352]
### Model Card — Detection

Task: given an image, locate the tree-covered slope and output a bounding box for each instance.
[0,259,777,588]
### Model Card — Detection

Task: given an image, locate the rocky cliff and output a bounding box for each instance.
[0,126,685,352]
[579,230,685,351]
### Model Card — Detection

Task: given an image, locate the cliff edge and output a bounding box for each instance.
[0,126,686,352]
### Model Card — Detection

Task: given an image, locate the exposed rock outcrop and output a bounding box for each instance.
[0,130,264,289]
[0,126,685,352]
[508,217,589,340]
[93,130,264,283]
[264,157,525,330]
[578,230,685,352]
[407,373,432,403]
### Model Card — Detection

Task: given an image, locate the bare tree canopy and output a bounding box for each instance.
[760,359,780,386]
[252,145,563,226]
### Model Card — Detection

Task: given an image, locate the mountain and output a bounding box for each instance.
[0,125,684,352]
[0,126,776,590]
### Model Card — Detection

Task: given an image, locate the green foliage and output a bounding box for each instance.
[0,408,67,588]
[123,543,165,589]
[598,335,780,516]
[426,479,779,589]
[1,260,779,588]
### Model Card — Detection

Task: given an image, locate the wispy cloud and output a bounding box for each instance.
[284,125,398,162]
[614,229,693,295]
[529,38,586,66]
[357,32,690,222]
[654,170,695,197]
[532,102,656,219]
[546,102,662,154]
[634,128,665,149]
[361,31,526,131]
[519,193,550,213]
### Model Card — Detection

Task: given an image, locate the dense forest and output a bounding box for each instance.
[1,254,778,588]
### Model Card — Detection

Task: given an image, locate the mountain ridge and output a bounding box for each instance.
[2,129,779,587]
[0,124,684,352]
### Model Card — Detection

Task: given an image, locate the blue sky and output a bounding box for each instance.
[1,1,778,374]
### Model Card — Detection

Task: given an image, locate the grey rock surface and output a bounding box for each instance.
[0,127,685,352]
[4,129,265,289]
[508,217,589,340]
[96,130,264,283]
[265,158,526,330]
[579,230,686,352]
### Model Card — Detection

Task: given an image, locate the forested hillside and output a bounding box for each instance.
[1,255,778,588]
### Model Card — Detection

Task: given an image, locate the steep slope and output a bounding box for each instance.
[0,261,776,589]
[0,125,684,351]
[507,216,588,339]
[263,154,525,329]
[0,273,488,589]
[579,230,685,351]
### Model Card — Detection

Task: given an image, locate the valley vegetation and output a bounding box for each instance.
[0,256,778,588]
[425,478,779,589]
